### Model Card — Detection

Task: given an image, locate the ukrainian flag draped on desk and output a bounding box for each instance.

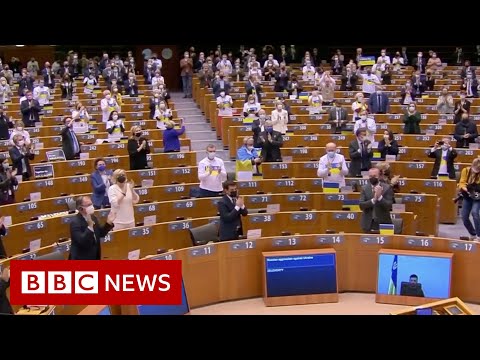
[388,255,398,295]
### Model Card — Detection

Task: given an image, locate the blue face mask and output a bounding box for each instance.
[327,151,336,158]
[98,165,106,172]
[266,127,273,133]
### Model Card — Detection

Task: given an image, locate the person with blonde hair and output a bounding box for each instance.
[351,92,368,121]
[107,169,139,230]
[271,101,289,134]
[9,120,30,146]
[458,158,480,241]
[127,125,150,170]
[375,162,400,193]
[100,90,120,123]
[163,119,185,152]
[237,136,262,172]
[0,77,13,104]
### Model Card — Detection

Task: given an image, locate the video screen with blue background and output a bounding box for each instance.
[377,253,452,299]
[265,253,337,297]
[137,280,189,315]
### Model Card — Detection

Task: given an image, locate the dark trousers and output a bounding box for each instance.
[198,188,222,198]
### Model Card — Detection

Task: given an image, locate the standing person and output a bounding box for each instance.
[348,128,373,177]
[198,144,227,198]
[377,130,399,159]
[107,169,139,230]
[69,196,115,260]
[317,142,349,187]
[458,158,480,241]
[9,134,34,181]
[90,158,112,209]
[163,119,185,153]
[217,180,248,241]
[359,167,394,233]
[20,91,41,127]
[0,267,13,314]
[127,126,150,170]
[0,216,8,259]
[0,158,18,205]
[61,117,81,160]
[180,51,193,98]
[403,103,421,134]
[0,108,13,140]
[454,113,478,148]
[428,138,457,179]
[257,120,283,162]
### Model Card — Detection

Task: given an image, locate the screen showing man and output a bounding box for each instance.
[400,274,425,297]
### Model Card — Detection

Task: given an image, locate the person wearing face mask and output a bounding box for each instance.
[330,54,344,75]
[317,142,348,187]
[353,110,377,142]
[198,144,227,198]
[124,74,138,97]
[9,134,34,181]
[0,108,13,140]
[71,102,91,123]
[252,109,267,147]
[328,102,348,133]
[100,90,120,123]
[163,119,185,153]
[128,126,150,170]
[83,73,98,94]
[410,70,425,96]
[287,74,304,99]
[271,101,289,134]
[392,52,404,71]
[243,94,261,118]
[237,136,262,174]
[348,129,373,177]
[20,91,41,127]
[217,180,248,242]
[60,74,73,100]
[400,80,416,105]
[351,93,369,122]
[412,52,426,74]
[245,75,263,104]
[216,90,233,117]
[69,195,116,260]
[0,158,18,205]
[460,60,476,80]
[154,101,173,129]
[180,51,193,98]
[461,74,478,98]
[308,89,324,115]
[258,120,283,162]
[428,137,457,179]
[436,88,455,114]
[403,103,421,134]
[424,71,435,91]
[33,79,51,107]
[274,64,290,92]
[454,113,479,148]
[454,91,471,124]
[90,158,113,210]
[377,130,399,159]
[426,52,441,71]
[360,67,381,98]
[9,121,30,146]
[61,116,82,160]
[359,167,394,233]
[107,170,139,230]
[458,158,480,241]
[0,77,13,104]
[368,88,390,114]
[106,111,125,141]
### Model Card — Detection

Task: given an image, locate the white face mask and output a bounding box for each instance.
[384,135,389,139]
[409,106,415,112]
[247,146,254,151]
[360,116,367,121]
[85,205,95,215]
[220,92,225,97]
[441,145,449,151]
[18,140,25,147]
[327,151,336,158]
[207,152,216,160]
[112,115,118,120]
[17,127,23,132]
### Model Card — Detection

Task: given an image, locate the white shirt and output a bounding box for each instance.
[106,119,124,139]
[361,74,380,94]
[9,129,31,146]
[302,66,316,81]
[216,95,233,116]
[377,55,391,64]
[100,97,120,123]
[317,153,349,188]
[152,76,165,88]
[198,157,227,192]
[271,109,289,134]
[354,117,377,142]
[243,102,261,115]
[107,184,135,225]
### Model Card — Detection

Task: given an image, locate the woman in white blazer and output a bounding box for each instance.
[271,102,289,134]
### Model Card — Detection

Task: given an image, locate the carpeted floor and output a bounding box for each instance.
[190,293,480,315]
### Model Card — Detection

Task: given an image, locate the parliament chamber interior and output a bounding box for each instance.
[1,44,479,316]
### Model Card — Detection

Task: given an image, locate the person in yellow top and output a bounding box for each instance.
[458,158,480,241]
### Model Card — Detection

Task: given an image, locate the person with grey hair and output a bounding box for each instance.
[69,195,115,260]
[436,88,454,114]
[257,120,283,162]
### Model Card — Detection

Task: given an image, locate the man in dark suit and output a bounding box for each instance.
[61,117,81,160]
[217,180,248,241]
[0,267,13,315]
[411,52,426,73]
[212,73,231,98]
[20,91,41,127]
[368,89,390,114]
[328,102,349,132]
[348,128,373,177]
[427,138,457,179]
[69,196,115,260]
[9,134,34,181]
[359,167,394,233]
[245,76,262,103]
[453,91,471,124]
[454,113,479,148]
[258,120,283,162]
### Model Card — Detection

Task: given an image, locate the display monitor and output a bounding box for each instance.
[136,279,189,315]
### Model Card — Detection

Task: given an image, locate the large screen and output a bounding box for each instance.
[377,253,452,299]
[265,253,337,297]
[136,279,189,315]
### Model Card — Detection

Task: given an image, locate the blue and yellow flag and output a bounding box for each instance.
[380,223,395,235]
[388,255,398,295]
[323,182,340,193]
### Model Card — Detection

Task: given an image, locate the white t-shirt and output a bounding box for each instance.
[198,157,227,192]
[107,184,135,225]
[317,153,349,187]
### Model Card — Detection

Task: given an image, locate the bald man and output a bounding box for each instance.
[317,143,349,187]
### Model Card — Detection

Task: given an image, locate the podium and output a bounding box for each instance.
[390,297,475,315]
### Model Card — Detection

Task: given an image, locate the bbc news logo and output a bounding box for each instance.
[9,260,182,305]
